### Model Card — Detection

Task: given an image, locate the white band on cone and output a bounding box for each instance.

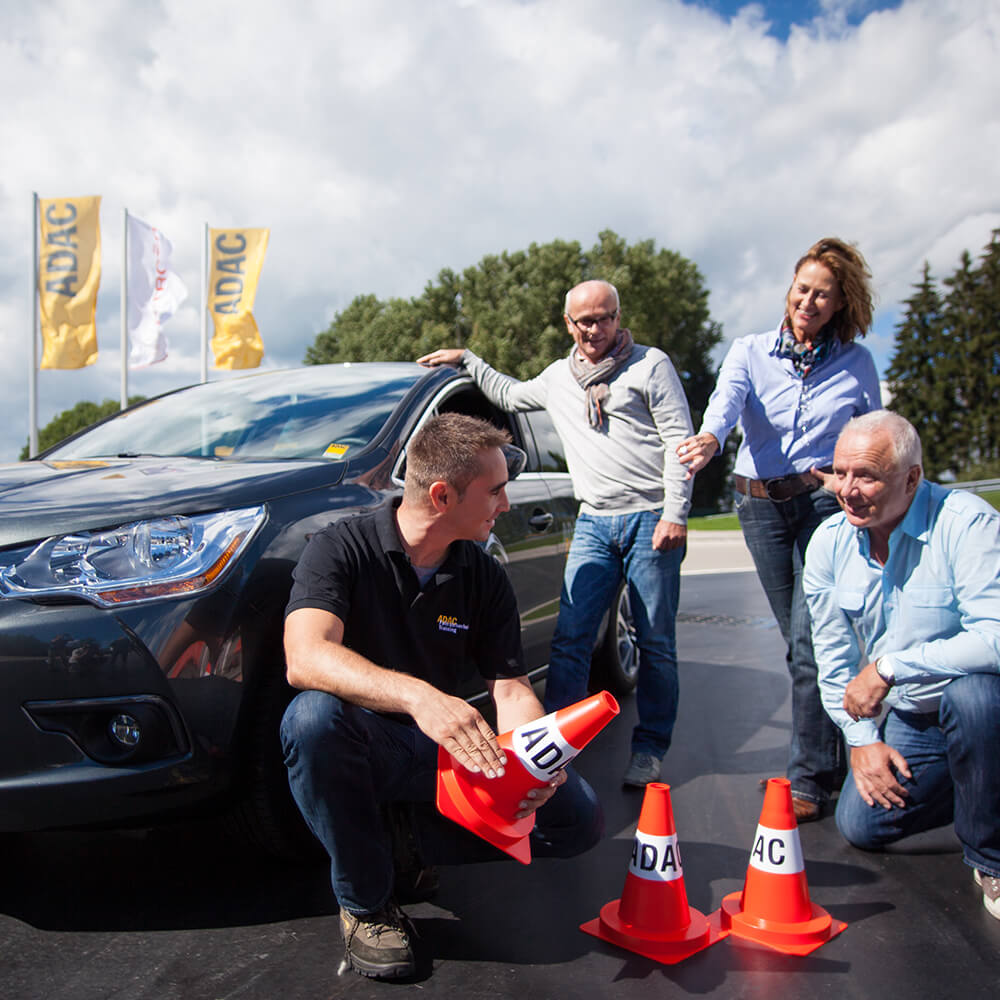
[629,831,683,882]
[748,823,805,874]
[510,713,577,781]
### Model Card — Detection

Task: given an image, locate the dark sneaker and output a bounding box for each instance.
[623,752,662,788]
[974,870,1000,920]
[340,900,416,979]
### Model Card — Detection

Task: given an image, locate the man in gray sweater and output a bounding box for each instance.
[418,279,694,786]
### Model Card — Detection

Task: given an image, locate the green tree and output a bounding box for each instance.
[887,230,1000,480]
[885,263,956,479]
[948,232,1000,477]
[21,397,146,460]
[305,230,725,509]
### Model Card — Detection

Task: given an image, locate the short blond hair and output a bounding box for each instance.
[405,413,511,501]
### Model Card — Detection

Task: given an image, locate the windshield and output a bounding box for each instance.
[45,365,426,462]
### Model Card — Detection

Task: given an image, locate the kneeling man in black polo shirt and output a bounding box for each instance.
[280,413,603,980]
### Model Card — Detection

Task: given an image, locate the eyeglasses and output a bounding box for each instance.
[567,309,618,331]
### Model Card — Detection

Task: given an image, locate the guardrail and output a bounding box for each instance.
[951,478,1000,495]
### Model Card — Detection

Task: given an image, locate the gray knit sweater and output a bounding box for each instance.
[460,346,694,523]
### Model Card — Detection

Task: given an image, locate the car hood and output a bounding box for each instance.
[0,456,348,548]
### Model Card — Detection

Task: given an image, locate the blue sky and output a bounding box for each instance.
[1,0,998,460]
[694,0,904,38]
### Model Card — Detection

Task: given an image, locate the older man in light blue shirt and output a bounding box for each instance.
[804,410,1000,919]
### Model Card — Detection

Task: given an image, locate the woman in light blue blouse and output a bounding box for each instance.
[677,237,881,822]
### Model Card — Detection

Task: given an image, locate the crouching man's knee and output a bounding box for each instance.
[280,689,354,764]
[940,673,1000,735]
[834,783,895,851]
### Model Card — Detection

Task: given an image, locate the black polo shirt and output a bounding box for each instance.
[286,499,525,696]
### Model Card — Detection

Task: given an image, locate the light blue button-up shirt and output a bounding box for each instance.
[699,326,882,479]
[803,479,1000,746]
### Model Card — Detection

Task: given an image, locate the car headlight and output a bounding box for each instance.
[0,507,265,607]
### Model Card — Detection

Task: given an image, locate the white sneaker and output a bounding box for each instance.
[974,869,1000,920]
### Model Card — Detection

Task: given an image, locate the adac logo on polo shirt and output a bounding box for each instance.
[437,613,470,635]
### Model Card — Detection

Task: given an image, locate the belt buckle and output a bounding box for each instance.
[765,476,796,502]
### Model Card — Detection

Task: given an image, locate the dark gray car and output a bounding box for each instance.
[0,363,636,855]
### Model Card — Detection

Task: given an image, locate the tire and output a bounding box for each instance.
[589,580,639,696]
[225,656,324,862]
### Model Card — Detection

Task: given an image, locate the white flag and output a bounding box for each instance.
[126,214,187,367]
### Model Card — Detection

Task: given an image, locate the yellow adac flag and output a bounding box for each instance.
[208,227,269,369]
[38,195,102,369]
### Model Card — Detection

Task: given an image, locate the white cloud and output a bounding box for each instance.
[1,0,998,460]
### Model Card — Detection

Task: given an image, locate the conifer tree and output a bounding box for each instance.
[886,263,955,478]
[887,229,1000,480]
[958,230,1000,476]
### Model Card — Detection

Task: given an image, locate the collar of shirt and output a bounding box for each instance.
[851,478,929,563]
[768,320,844,369]
[374,497,470,576]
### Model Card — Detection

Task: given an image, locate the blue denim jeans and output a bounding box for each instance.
[280,690,604,915]
[542,509,684,759]
[835,675,1000,878]
[736,486,843,804]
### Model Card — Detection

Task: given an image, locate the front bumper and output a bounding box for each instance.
[0,593,245,832]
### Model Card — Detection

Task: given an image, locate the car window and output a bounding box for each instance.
[44,367,425,462]
[392,383,527,485]
[523,410,568,473]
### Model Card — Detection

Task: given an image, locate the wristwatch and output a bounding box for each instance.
[875,657,895,686]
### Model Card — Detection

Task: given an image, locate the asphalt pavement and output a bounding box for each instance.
[1,556,997,999]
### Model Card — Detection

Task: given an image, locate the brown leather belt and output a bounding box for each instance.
[733,471,822,502]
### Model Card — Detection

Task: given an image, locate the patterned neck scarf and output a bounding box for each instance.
[568,328,635,428]
[775,318,834,378]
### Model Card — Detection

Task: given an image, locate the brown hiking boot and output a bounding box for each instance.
[792,795,821,823]
[339,899,416,979]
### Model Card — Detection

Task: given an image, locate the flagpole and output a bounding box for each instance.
[120,207,128,409]
[200,222,208,383]
[29,192,39,458]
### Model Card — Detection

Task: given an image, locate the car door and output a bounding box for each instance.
[494,409,575,675]
[408,382,576,697]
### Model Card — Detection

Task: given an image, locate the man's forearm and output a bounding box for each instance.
[491,676,545,733]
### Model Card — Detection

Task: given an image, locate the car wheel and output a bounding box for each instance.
[590,580,639,695]
[225,652,323,861]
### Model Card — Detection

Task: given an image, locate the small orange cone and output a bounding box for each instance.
[580,782,727,964]
[436,691,619,864]
[714,777,847,955]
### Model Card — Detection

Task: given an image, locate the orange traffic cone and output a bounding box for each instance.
[437,691,619,864]
[580,782,727,964]
[714,777,847,955]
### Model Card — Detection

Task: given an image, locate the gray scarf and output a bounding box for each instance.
[568,328,635,428]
